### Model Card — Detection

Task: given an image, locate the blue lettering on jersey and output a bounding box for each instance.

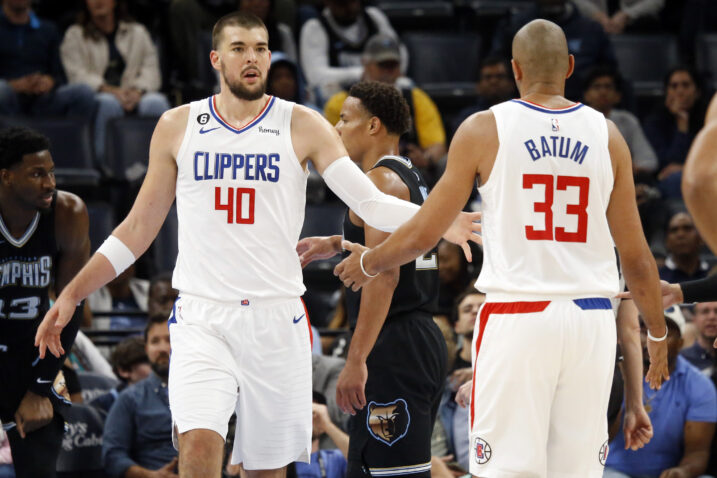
[193,151,281,182]
[524,136,589,164]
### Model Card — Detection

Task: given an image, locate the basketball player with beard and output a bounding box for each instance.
[0,127,90,478]
[34,11,480,478]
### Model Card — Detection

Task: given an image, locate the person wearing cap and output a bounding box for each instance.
[604,310,716,478]
[324,34,446,186]
[299,0,407,105]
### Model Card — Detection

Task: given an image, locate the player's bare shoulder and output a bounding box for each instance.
[451,110,498,182]
[152,104,192,159]
[54,190,88,223]
[54,190,89,247]
[366,166,410,200]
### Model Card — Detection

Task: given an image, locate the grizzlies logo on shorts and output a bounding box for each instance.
[366,398,410,446]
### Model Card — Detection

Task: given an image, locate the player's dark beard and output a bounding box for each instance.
[224,69,266,101]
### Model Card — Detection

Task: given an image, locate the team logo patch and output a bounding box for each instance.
[473,437,492,465]
[366,399,410,446]
[551,118,559,132]
[241,299,250,306]
[598,440,609,465]
[197,113,210,125]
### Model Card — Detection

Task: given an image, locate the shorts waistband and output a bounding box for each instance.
[178,292,300,309]
[485,294,612,310]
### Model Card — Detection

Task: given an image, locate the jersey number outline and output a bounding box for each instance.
[523,174,589,243]
[215,187,255,224]
[0,296,41,320]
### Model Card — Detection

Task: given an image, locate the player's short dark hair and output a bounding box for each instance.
[583,65,623,93]
[212,11,267,50]
[144,313,169,342]
[111,336,148,380]
[0,127,50,170]
[348,81,411,136]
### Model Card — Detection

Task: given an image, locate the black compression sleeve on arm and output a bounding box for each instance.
[28,302,82,397]
[680,275,717,304]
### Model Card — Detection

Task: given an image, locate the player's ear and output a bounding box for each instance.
[565,54,575,80]
[368,116,381,135]
[210,50,221,71]
[511,59,522,83]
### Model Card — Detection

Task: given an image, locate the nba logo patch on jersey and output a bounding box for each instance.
[473,437,492,464]
[551,118,559,132]
[241,299,250,306]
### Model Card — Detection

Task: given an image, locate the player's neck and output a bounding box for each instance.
[214,92,270,128]
[361,139,399,172]
[520,85,571,108]
[0,192,38,236]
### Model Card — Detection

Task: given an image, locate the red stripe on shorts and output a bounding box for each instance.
[470,301,551,427]
[301,298,312,348]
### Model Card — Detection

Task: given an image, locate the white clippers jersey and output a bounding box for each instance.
[475,99,619,299]
[172,96,308,301]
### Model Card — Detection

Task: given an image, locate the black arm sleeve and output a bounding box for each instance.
[680,275,717,304]
[27,302,83,398]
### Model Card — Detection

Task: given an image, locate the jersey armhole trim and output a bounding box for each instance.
[175,103,197,168]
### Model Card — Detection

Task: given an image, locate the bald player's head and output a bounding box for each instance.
[512,19,572,86]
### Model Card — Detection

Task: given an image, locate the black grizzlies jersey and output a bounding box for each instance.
[344,156,438,328]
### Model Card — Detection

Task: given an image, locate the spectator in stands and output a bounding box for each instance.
[238,0,296,61]
[102,313,178,478]
[644,66,708,200]
[299,0,406,105]
[88,264,149,330]
[294,395,349,478]
[90,336,150,416]
[572,0,665,33]
[681,301,717,375]
[659,212,709,283]
[60,0,170,161]
[604,313,716,478]
[490,0,617,100]
[436,240,472,317]
[582,66,658,175]
[267,52,319,111]
[323,34,446,185]
[451,56,517,135]
[147,272,178,318]
[0,0,96,118]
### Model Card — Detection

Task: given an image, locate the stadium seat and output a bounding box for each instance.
[153,203,178,274]
[376,1,454,29]
[697,34,717,89]
[56,403,106,478]
[104,116,159,182]
[610,35,679,95]
[0,116,100,186]
[77,371,120,403]
[86,202,115,253]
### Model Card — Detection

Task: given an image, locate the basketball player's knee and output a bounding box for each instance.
[179,428,224,463]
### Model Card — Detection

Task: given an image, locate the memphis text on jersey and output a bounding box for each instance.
[0,256,52,288]
[193,151,280,182]
[523,135,590,164]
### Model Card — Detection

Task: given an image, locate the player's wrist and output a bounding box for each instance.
[360,250,378,278]
[647,325,668,342]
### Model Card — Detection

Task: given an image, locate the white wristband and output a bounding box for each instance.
[647,328,668,342]
[360,250,378,278]
[96,235,136,277]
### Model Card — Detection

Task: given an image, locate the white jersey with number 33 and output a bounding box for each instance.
[475,99,619,299]
[172,96,308,301]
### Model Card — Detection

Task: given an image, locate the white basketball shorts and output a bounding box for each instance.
[167,294,313,470]
[469,298,616,478]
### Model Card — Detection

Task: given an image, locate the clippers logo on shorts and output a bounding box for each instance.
[599,440,609,465]
[241,299,250,306]
[473,437,492,465]
[366,398,410,446]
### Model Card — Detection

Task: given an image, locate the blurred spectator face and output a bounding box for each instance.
[363,60,401,85]
[86,0,115,19]
[583,75,620,115]
[124,361,151,384]
[454,293,485,337]
[112,336,151,384]
[3,0,31,12]
[214,26,271,101]
[268,63,298,101]
[438,241,464,285]
[693,302,717,344]
[146,322,171,378]
[239,0,271,21]
[148,279,178,317]
[665,212,702,258]
[665,70,699,112]
[335,96,370,161]
[326,0,361,26]
[477,63,514,103]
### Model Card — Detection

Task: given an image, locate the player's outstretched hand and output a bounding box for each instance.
[296,236,341,268]
[623,405,653,450]
[645,339,669,390]
[334,241,372,292]
[336,359,368,415]
[442,211,482,262]
[35,295,76,359]
[455,380,472,409]
[616,280,683,309]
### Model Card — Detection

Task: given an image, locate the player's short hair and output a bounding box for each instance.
[212,11,267,50]
[144,313,169,342]
[111,336,148,380]
[0,127,50,170]
[348,81,411,136]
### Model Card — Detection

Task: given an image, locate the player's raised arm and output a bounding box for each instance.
[605,119,668,389]
[335,112,489,291]
[35,105,185,358]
